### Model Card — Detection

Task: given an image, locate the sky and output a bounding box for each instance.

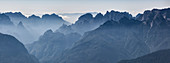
[0,0,170,23]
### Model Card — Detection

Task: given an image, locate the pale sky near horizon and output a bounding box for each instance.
[0,0,170,23]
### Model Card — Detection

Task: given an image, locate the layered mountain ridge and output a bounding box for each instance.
[26,30,81,63]
[53,8,170,63]
[1,8,170,63]
[0,12,70,44]
[55,17,150,63]
[26,8,170,63]
[57,10,132,35]
[27,10,134,63]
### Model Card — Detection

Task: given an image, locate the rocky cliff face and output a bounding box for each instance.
[136,8,170,52]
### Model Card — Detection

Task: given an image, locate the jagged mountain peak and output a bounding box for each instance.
[4,12,26,18]
[17,21,26,29]
[105,10,131,15]
[28,14,40,19]
[135,13,142,19]
[74,13,93,24]
[44,29,53,34]
[94,13,103,19]
[42,13,62,19]
[39,29,55,40]
[57,10,134,35]
[136,8,170,27]
[5,12,23,15]
[105,11,110,15]
[103,10,132,21]
[78,13,93,20]
[0,14,10,18]
[150,8,170,12]
[18,21,24,27]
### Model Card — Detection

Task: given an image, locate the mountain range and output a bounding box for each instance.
[57,11,132,35]
[0,8,170,63]
[27,8,170,63]
[26,10,134,63]
[0,12,70,44]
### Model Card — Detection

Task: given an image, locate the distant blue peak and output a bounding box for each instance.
[51,13,58,16]
[14,12,22,14]
[110,10,116,13]
[106,11,110,14]
[94,13,103,19]
[78,13,93,20]
[42,13,62,19]
[28,14,40,19]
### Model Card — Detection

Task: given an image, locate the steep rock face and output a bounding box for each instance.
[118,49,170,63]
[0,33,39,63]
[26,30,81,63]
[136,8,170,52]
[136,8,170,26]
[57,11,132,35]
[55,18,150,63]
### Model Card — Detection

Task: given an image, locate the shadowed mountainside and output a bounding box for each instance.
[0,33,39,63]
[118,49,170,63]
